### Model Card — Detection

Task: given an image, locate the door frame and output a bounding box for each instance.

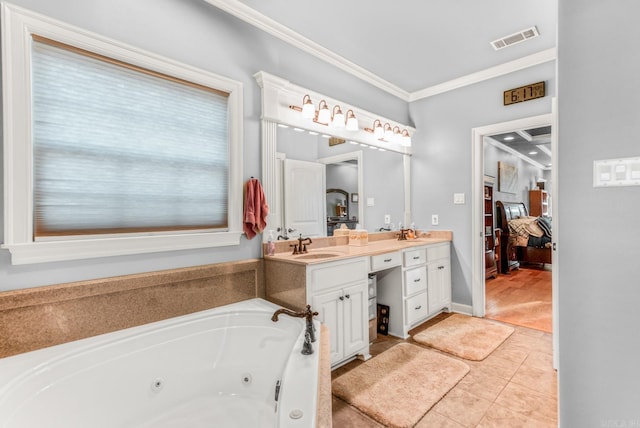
[318,150,364,227]
[471,112,553,317]
[470,109,558,367]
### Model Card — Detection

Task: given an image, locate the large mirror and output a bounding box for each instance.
[273,124,407,238]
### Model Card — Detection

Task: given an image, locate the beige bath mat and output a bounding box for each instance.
[332,342,469,428]
[413,314,514,361]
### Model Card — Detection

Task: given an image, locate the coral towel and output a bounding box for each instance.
[243,178,269,239]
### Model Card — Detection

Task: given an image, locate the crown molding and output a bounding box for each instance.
[203,0,410,101]
[410,48,557,101]
[204,0,556,102]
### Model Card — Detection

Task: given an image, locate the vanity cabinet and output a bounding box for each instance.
[427,243,452,314]
[308,257,369,366]
[265,256,370,368]
[377,242,451,338]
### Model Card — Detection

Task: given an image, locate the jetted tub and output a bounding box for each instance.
[0,298,320,428]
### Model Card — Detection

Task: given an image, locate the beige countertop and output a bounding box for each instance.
[264,230,452,266]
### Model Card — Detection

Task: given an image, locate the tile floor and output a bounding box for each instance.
[331,313,557,427]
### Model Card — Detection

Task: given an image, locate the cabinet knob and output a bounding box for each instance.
[384,258,392,263]
[415,305,422,310]
[438,265,444,270]
[413,256,420,260]
[345,294,350,299]
[414,278,421,282]
[339,296,344,301]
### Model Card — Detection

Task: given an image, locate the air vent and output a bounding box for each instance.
[491,26,540,51]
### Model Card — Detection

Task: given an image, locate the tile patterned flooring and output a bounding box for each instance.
[331,313,557,427]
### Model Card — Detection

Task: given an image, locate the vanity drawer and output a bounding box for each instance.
[403,266,427,297]
[405,292,428,325]
[403,248,426,267]
[427,243,450,262]
[370,251,401,272]
[309,257,369,293]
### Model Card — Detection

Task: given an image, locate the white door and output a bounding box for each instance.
[428,260,451,314]
[342,282,368,358]
[312,289,343,365]
[283,159,326,237]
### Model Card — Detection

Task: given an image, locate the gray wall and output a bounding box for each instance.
[0,0,408,291]
[558,1,640,424]
[409,60,556,306]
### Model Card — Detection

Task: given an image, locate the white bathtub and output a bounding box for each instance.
[0,298,320,428]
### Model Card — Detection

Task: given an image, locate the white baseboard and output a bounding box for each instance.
[451,302,473,316]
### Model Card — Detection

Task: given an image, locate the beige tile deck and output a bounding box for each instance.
[332,313,557,427]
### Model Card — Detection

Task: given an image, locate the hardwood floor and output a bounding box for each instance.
[485,265,552,333]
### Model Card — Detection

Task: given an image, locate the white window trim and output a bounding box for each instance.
[1,3,244,264]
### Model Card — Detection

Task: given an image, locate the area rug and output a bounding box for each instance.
[331,342,469,428]
[412,314,514,361]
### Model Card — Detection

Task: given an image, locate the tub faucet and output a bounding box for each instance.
[271,304,319,344]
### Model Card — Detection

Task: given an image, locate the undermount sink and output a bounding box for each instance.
[294,253,341,260]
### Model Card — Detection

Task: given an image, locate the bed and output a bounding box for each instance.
[496,201,552,273]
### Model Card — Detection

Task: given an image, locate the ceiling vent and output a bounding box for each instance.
[491,26,540,51]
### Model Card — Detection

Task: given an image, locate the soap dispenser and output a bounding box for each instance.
[267,230,276,256]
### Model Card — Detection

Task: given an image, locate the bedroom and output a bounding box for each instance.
[483,125,553,333]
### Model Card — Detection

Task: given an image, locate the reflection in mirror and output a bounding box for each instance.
[275,124,406,235]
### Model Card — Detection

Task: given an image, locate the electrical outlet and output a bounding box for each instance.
[384,214,391,224]
[431,214,439,226]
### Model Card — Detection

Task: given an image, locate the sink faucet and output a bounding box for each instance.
[397,228,409,241]
[290,234,312,255]
[271,304,319,345]
[277,227,296,240]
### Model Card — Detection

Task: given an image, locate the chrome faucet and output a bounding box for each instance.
[271,304,319,345]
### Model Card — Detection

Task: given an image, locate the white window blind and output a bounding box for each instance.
[31,37,230,238]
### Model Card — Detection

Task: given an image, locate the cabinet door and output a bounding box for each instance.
[342,282,368,358]
[312,289,344,365]
[427,260,451,314]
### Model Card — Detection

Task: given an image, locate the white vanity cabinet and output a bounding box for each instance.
[377,242,452,338]
[307,257,370,367]
[427,243,452,314]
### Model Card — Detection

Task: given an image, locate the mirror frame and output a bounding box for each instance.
[255,71,414,240]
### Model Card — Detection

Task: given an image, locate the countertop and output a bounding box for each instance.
[264,231,452,266]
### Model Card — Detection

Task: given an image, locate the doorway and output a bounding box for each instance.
[470,110,558,367]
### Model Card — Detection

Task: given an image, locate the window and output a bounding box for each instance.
[2,5,243,264]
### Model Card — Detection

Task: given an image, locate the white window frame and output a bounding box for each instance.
[1,3,244,264]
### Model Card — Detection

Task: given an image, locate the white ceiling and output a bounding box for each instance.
[217,0,557,97]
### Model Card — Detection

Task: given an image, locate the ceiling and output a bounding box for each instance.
[211,0,557,96]
[487,126,552,169]
[204,0,557,166]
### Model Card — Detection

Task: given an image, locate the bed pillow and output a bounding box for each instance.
[537,216,552,238]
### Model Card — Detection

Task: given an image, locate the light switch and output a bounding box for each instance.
[453,193,465,204]
[594,157,640,187]
[367,197,375,207]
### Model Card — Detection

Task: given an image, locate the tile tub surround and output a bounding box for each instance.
[0,259,264,358]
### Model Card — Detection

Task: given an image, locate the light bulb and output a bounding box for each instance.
[345,110,358,131]
[301,95,315,119]
[317,100,330,124]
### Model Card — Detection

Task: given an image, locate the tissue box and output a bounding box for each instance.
[333,228,350,237]
[349,229,369,246]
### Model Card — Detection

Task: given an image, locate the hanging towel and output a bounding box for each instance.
[243,178,269,240]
